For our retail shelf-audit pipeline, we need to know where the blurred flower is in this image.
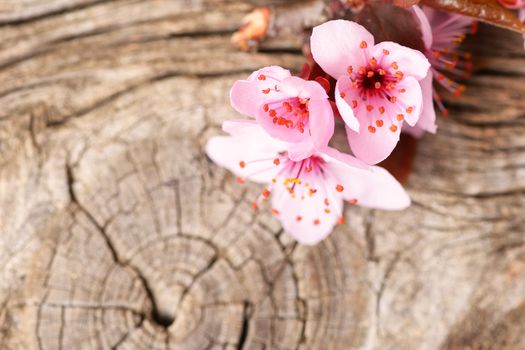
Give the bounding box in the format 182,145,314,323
230,66,334,161
310,20,430,164
206,120,410,245
231,7,271,51
408,6,476,137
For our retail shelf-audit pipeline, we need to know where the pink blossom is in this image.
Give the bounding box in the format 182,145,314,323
310,20,430,164
230,66,334,161
206,120,410,245
409,6,476,137
498,0,525,50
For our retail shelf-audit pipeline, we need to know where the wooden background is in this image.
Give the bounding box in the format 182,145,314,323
0,1,524,349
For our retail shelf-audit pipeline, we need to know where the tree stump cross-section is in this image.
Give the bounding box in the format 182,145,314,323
0,1,524,349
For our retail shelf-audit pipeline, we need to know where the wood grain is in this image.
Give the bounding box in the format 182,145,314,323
0,1,524,349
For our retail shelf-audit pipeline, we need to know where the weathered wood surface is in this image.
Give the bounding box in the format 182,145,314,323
0,1,524,349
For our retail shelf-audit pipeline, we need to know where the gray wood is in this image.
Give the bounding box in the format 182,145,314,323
0,1,524,349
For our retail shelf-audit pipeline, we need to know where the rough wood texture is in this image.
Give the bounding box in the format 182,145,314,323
0,1,524,349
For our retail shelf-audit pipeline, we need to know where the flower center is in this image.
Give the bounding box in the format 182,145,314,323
263,97,309,134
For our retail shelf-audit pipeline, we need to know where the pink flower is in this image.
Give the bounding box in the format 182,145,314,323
310,20,430,164
409,6,476,137
206,120,410,245
498,0,525,50
230,66,334,161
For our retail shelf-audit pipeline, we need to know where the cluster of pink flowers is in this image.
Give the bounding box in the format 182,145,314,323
206,6,476,245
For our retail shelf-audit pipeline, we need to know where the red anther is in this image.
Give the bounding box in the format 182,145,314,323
406,107,413,114
358,67,366,75
337,216,345,225
396,114,404,121
269,109,276,117
263,104,269,112
262,88,270,94
313,219,320,225
309,188,317,195
352,100,358,108
336,184,344,192
296,216,302,222
386,82,395,90
262,189,270,198
376,119,384,127
382,49,390,55
324,198,330,206
272,117,278,124
374,82,381,89
379,106,385,114
258,74,266,80
239,161,246,168
389,125,398,132
347,66,353,74
369,57,377,66
273,158,280,166
395,71,404,81
398,88,406,93
391,61,399,70
360,41,368,49
340,92,346,98
433,51,440,60
389,96,397,103
367,71,374,78
305,166,313,173
368,125,376,133
378,69,386,76
366,105,373,112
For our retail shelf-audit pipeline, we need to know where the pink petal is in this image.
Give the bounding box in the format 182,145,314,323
230,66,291,117
321,151,411,210
230,80,263,117
394,76,424,127
346,122,401,165
287,142,315,161
414,72,437,134
222,119,289,150
310,20,374,79
308,99,334,150
271,171,343,245
335,78,360,132
206,136,280,183
371,42,430,80
412,5,433,49
279,76,328,100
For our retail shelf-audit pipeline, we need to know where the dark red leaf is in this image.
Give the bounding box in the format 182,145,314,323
422,0,525,34
314,77,331,94
393,0,421,8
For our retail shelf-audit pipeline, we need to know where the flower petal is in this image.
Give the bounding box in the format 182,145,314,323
335,77,360,132
412,5,433,49
207,122,285,183
271,168,343,245
230,66,291,117
413,71,437,134
308,99,334,150
321,151,411,210
394,76,424,127
311,20,374,79
371,41,430,80
346,122,401,165
230,80,263,117
287,142,315,161
279,76,328,100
